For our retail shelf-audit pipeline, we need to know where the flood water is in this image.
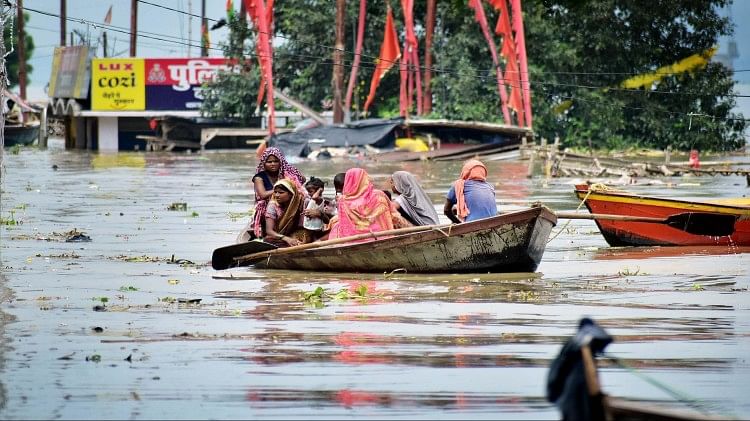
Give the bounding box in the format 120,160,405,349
1,140,749,420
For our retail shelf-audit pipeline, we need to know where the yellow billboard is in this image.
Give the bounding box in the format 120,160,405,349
91,58,145,110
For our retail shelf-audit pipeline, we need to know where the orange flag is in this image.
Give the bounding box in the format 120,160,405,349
364,7,401,112
103,5,112,24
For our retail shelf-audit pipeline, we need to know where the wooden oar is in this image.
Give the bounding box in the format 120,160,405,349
211,240,278,270
556,212,737,236
236,223,455,265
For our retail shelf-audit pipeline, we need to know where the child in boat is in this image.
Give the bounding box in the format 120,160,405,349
264,179,312,247
444,159,497,223
303,177,336,235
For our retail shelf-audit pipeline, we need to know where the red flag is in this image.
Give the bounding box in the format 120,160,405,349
103,5,112,24
468,0,511,124
226,0,235,20
244,0,277,133
491,0,524,125
364,7,401,112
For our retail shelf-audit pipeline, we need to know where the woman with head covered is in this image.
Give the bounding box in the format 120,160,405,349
389,171,440,226
328,168,395,242
444,159,497,224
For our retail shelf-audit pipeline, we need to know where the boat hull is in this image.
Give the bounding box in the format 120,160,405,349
251,207,557,273
3,124,40,147
575,184,750,246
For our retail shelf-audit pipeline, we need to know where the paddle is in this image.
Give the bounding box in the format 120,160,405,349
211,240,278,270
235,223,455,265
555,212,737,236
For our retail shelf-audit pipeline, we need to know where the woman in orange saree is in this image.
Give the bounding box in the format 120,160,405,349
328,168,395,241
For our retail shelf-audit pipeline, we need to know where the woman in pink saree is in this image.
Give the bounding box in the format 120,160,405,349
328,168,395,241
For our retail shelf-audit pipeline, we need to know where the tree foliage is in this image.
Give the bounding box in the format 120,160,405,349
201,0,745,151
3,12,35,89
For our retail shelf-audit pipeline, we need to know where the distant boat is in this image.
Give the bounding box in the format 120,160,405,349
3,122,40,147
574,184,750,246
3,89,41,148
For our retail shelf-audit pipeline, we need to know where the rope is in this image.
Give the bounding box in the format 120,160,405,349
546,185,596,243
602,353,734,418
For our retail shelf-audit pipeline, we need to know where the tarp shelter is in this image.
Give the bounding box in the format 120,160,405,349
269,118,404,157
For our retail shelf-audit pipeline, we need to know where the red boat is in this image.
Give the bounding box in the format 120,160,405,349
574,184,750,246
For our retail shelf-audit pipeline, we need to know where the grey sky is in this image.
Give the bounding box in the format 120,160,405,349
19,0,750,104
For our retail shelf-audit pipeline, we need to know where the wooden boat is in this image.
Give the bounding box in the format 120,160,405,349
224,206,557,273
3,122,40,147
548,318,726,421
3,89,41,147
574,184,750,246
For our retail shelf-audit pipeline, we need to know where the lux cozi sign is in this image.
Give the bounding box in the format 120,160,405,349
91,58,233,111
91,59,146,110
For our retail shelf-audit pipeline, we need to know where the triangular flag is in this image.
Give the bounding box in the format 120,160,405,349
103,5,112,24
364,7,401,112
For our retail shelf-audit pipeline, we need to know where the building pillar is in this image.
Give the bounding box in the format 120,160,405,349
97,116,119,151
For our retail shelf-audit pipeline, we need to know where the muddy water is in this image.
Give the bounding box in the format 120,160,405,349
1,141,749,419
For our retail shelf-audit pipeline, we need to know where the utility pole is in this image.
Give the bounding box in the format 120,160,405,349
130,0,138,56
103,31,108,57
17,0,26,99
60,0,66,46
332,0,345,124
200,0,207,56
187,0,192,57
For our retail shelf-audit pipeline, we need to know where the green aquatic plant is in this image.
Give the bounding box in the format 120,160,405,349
692,283,705,291
617,266,648,276
118,286,139,292
167,202,188,211
226,210,253,221
0,210,20,225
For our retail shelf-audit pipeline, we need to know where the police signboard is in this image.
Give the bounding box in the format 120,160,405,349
145,58,232,110
91,58,146,110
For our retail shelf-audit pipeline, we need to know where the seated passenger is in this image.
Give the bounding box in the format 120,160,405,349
303,176,336,238
389,171,440,226
328,168,395,241
238,147,306,243
444,159,497,223
264,179,312,247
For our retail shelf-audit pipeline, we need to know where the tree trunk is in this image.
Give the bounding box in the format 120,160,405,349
332,0,346,124
344,0,366,119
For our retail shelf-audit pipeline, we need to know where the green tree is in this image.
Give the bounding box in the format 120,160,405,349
203,0,745,151
525,0,745,151
200,12,261,125
3,11,34,89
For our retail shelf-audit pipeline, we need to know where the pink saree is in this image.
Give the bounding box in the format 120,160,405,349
328,168,395,241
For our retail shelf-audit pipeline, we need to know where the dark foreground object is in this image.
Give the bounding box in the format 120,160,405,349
547,318,727,421
226,206,557,273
